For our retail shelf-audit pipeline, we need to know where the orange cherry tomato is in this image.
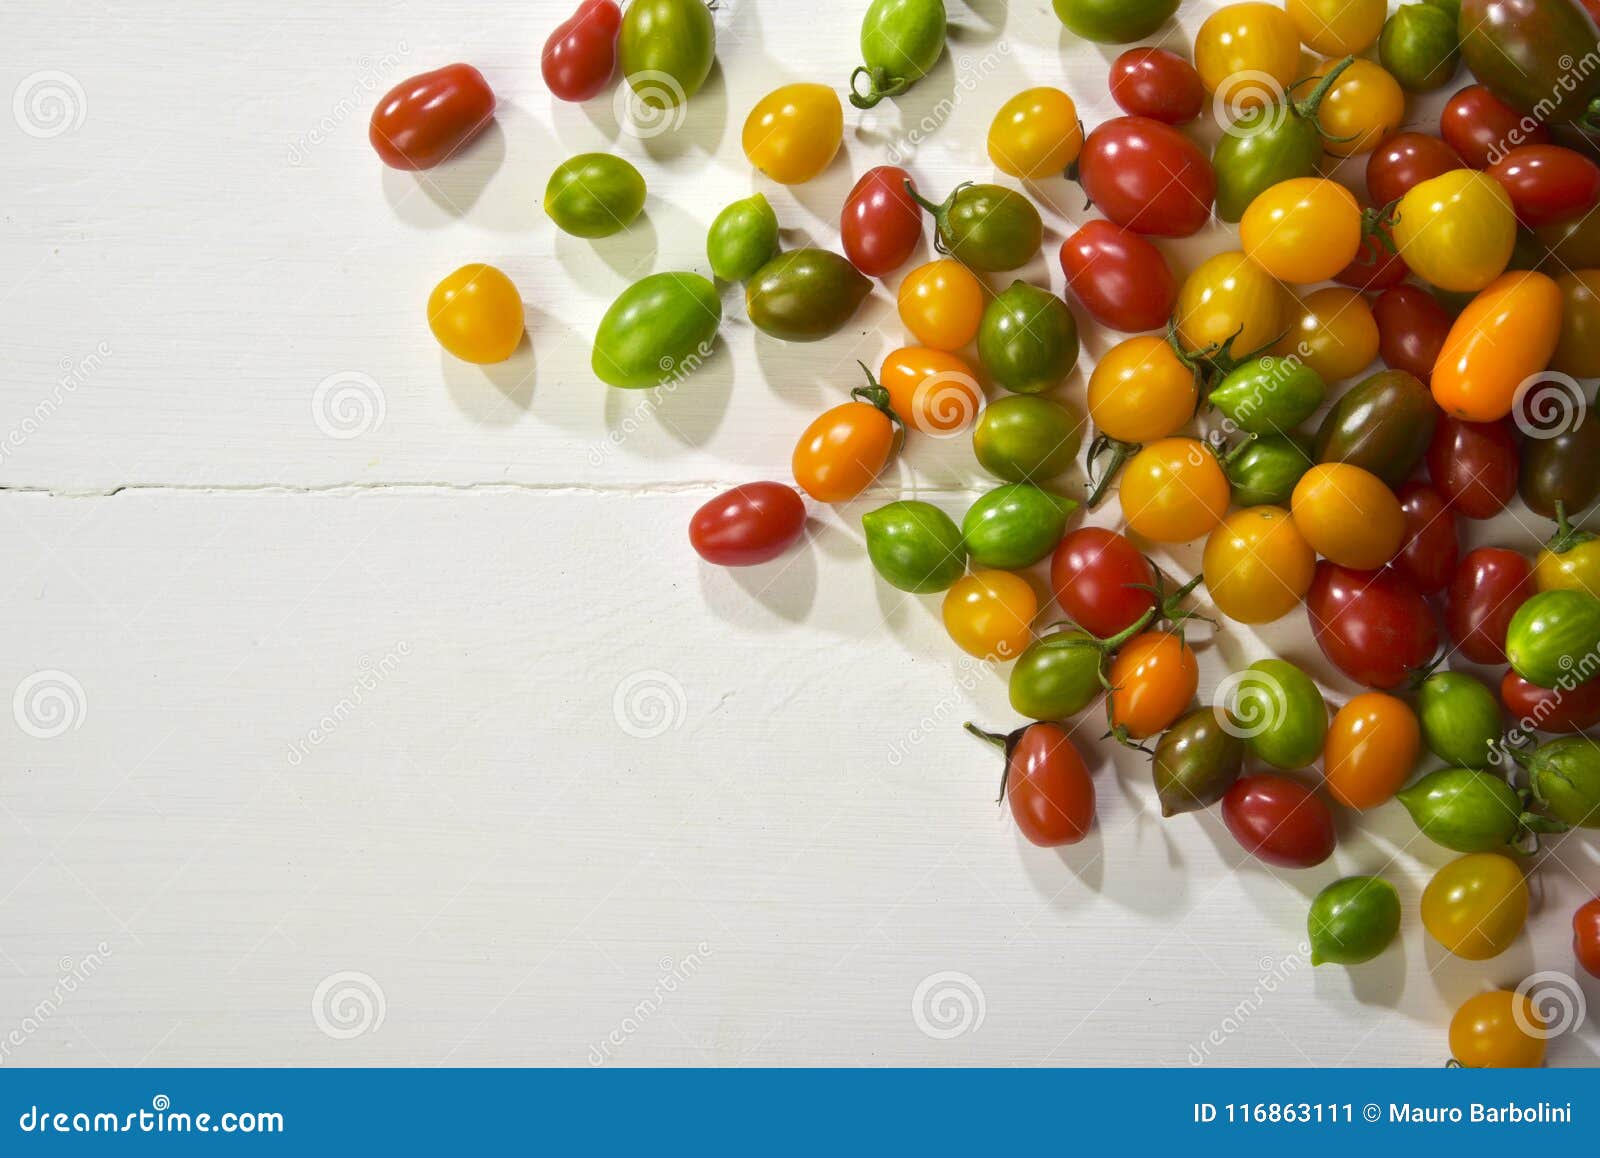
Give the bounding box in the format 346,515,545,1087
1108,631,1200,740
1290,462,1406,570
897,259,985,351
942,570,1038,660
1449,990,1546,1068
792,395,900,503
1431,271,1564,422
877,347,983,435
1322,692,1420,809
1086,336,1199,445
1121,438,1230,543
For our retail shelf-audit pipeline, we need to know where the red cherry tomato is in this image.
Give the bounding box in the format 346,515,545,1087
1501,669,1600,734
688,482,807,567
1445,547,1534,665
1367,132,1464,207
541,0,622,102
1335,222,1408,290
1395,482,1458,596
1222,774,1335,868
1306,563,1439,689
369,64,496,170
841,166,924,278
982,722,1095,847
1058,220,1178,333
1050,527,1156,638
1575,898,1600,979
1441,84,1550,169
1108,48,1204,125
1485,145,1600,228
1426,416,1519,519
1373,284,1452,384
1078,116,1216,238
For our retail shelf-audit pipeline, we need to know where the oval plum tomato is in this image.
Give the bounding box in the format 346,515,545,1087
1373,284,1452,383
689,482,806,566
1395,482,1458,595
1441,84,1551,169
1078,116,1216,238
1121,438,1230,543
1273,288,1379,384
1431,271,1563,421
1108,47,1203,124
1311,57,1404,156
968,722,1095,847
1306,562,1439,689
1335,222,1409,290
792,393,900,503
1367,132,1464,206
1290,464,1405,571
897,259,984,351
1050,527,1157,638
1323,692,1420,809
1107,631,1199,741
1175,251,1286,359
1554,269,1600,378
875,347,981,436
427,264,525,364
1501,669,1600,735
987,87,1083,179
370,64,496,170
1393,170,1517,294
1086,336,1197,444
1445,547,1534,665
1423,854,1529,961
742,83,843,185
1426,416,1518,519
1485,144,1600,228
542,0,622,102
1202,506,1315,625
1449,990,1546,1068
1222,773,1336,868
1576,898,1600,979
1242,178,1364,285
1059,221,1177,333
841,166,923,277
943,570,1038,660
1194,3,1301,104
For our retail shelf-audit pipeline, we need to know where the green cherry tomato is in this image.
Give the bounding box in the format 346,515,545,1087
1378,4,1460,93
909,182,1043,273
1518,736,1600,828
1313,369,1438,488
973,395,1084,483
1426,0,1461,21
861,500,967,594
1308,876,1401,966
1053,0,1178,42
1010,629,1108,720
1506,589,1600,688
1212,58,1353,224
746,249,872,342
1417,672,1502,769
850,0,947,109
545,153,646,239
977,281,1080,395
1397,767,1525,852
962,484,1078,569
706,193,779,282
1221,433,1314,507
1223,659,1327,771
1152,706,1244,817
1210,357,1326,436
591,271,721,389
618,0,716,110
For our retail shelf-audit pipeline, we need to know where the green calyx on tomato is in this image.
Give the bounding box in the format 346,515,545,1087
1152,706,1243,816
973,394,1083,483
862,499,965,594
1010,604,1161,721
962,483,1078,570
1379,4,1461,93
745,249,872,342
592,271,721,389
1052,0,1179,43
544,153,646,239
1209,356,1326,436
1225,659,1327,771
977,281,1080,395
1220,433,1314,507
618,0,716,110
707,193,779,282
906,181,1044,272
1396,767,1537,852
1510,736,1600,829
850,0,947,109
1417,672,1503,769
1313,369,1438,488
1308,876,1401,966
1506,588,1600,688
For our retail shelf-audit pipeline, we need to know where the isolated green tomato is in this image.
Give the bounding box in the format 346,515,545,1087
1053,0,1178,42
1152,707,1244,817
1523,736,1600,828
618,0,716,109
972,395,1083,483
544,154,646,239
1507,589,1600,689
591,271,721,389
962,484,1078,569
1417,672,1502,769
978,282,1080,395
1210,357,1326,436
1379,4,1460,92
862,500,967,594
746,249,872,342
1308,876,1401,965
1010,629,1105,720
1225,659,1326,771
1223,434,1314,507
1397,767,1524,852
706,193,779,282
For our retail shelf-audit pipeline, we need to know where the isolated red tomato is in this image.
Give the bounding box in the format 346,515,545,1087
841,166,923,277
1367,132,1464,206
542,0,622,102
1501,669,1600,734
1306,563,1439,689
688,482,806,566
1445,547,1534,665
1373,284,1452,383
1576,898,1600,979
1335,223,1408,290
1485,145,1600,228
1222,774,1335,868
1108,47,1204,124
1059,221,1177,333
1050,527,1155,638
1441,84,1550,168
1395,482,1458,595
370,64,496,170
993,722,1096,846
1425,416,1518,519
1078,116,1216,238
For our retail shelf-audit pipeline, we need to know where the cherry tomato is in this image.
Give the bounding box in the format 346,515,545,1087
1195,3,1301,104
1441,84,1551,169
1394,482,1458,595
1050,527,1157,638
1241,178,1363,286
1335,222,1410,290
841,166,923,278
1423,854,1528,961
1285,0,1385,55
689,482,806,566
1449,990,1545,1068
1087,336,1197,444
1366,132,1464,206
1290,463,1405,571
1078,116,1216,238
1175,251,1286,360
970,722,1095,847
1575,898,1600,979
1501,669,1600,735
1554,270,1600,378
987,87,1083,179
1311,57,1404,157
542,0,622,102
876,347,982,436
1202,506,1316,625
427,264,525,364
1393,170,1517,294
897,259,984,351
1372,284,1452,384
1432,271,1562,421
1222,773,1336,868
1059,221,1177,333
1445,547,1534,665
1425,415,1518,519
1121,438,1230,543
370,64,496,170
1273,287,1379,384
1306,562,1439,689
792,395,900,503
1485,144,1600,228
1108,47,1203,124
742,83,843,185
1323,692,1420,809
1107,631,1198,741
943,570,1038,661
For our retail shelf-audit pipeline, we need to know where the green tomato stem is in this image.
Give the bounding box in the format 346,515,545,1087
1085,434,1140,509
1291,55,1355,126
1545,500,1597,555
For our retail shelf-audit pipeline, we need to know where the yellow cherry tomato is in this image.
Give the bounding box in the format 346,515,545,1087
1195,3,1302,105
1273,287,1380,383
1395,170,1519,296
1449,990,1547,1068
942,570,1038,661
1422,854,1529,961
1284,0,1385,56
1534,534,1600,599
1121,438,1230,543
1241,178,1363,285
897,259,985,351
877,347,983,436
1202,506,1316,624
986,87,1082,179
1174,251,1287,360
741,83,843,185
427,263,525,364
1086,336,1199,445
1311,57,1404,157
1290,463,1405,570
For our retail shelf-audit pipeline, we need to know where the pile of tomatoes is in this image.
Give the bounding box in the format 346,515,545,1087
368,0,1600,1066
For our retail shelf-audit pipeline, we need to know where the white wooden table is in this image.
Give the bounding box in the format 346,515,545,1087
2,0,1596,1066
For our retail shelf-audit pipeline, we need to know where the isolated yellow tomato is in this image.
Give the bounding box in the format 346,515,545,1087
1086,336,1198,444
1284,0,1385,55
1311,57,1404,156
1422,854,1529,961
1290,463,1405,569
427,263,526,364
942,570,1038,660
1273,287,1380,383
1174,251,1286,360
1121,438,1230,543
1241,178,1363,285
987,87,1082,179
1394,171,1519,295
1195,3,1302,105
897,260,985,350
741,83,843,184
1202,506,1316,624
1449,990,1546,1068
